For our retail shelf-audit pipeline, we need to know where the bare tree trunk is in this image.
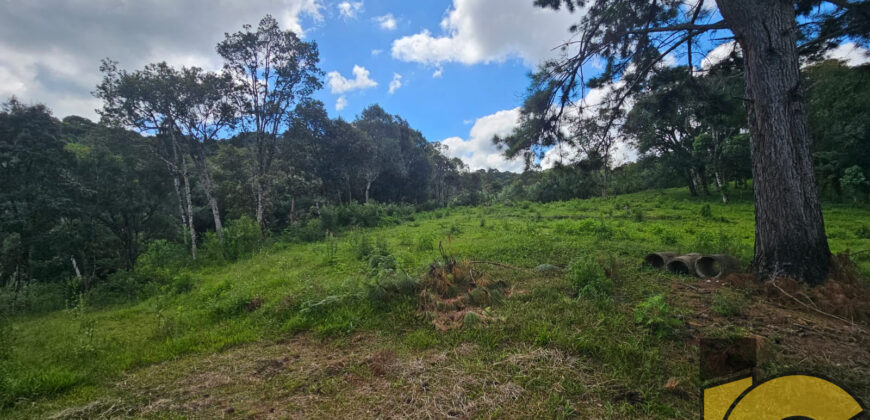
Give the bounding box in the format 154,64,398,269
255,177,266,228
365,180,372,204
290,197,296,226
171,172,189,246
718,0,830,285
192,148,223,239
180,156,197,260
714,169,729,204
71,256,82,280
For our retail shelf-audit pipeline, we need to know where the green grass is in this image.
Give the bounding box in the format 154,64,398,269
2,187,869,418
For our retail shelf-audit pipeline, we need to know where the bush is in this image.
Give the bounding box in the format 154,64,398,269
289,218,326,242
0,281,69,316
415,233,436,252
136,239,190,281
699,204,713,218
201,216,261,264
634,294,682,338
169,273,195,294
87,270,153,307
566,256,612,299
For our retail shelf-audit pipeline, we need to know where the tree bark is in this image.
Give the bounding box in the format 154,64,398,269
192,147,223,239
180,156,197,260
717,0,830,285
191,148,224,240
255,177,266,229
289,197,297,226
714,169,729,204
171,171,189,246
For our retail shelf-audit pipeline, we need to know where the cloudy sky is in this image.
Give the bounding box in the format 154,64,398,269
1,0,867,172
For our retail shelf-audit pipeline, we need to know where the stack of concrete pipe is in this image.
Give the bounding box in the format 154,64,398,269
643,252,741,278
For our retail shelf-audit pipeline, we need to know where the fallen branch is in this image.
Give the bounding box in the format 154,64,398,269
468,260,531,273
768,278,866,334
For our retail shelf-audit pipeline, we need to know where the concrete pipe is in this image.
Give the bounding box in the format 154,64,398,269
695,254,741,278
666,253,701,276
643,252,679,269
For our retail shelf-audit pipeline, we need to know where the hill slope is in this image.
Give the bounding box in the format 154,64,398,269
3,188,869,418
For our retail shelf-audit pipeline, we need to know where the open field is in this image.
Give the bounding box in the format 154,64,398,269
2,187,869,418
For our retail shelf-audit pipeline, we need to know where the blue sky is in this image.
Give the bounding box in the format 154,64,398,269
1,0,866,172
306,1,532,142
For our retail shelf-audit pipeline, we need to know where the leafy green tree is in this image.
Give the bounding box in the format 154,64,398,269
501,0,868,284
805,60,870,200
353,105,405,203
217,15,323,228
0,100,73,287
173,67,238,239
62,117,175,272
623,67,707,196
96,61,200,258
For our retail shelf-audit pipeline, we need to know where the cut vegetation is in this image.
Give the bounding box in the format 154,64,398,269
2,188,869,418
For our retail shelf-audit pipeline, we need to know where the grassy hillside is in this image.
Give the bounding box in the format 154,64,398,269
2,188,869,418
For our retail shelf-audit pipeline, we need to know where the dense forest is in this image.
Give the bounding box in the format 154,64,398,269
1,12,868,312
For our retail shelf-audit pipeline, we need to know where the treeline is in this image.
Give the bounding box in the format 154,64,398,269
0,14,867,309
0,98,478,296
494,58,869,205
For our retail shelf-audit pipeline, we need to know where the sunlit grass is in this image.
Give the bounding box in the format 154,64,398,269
2,187,869,417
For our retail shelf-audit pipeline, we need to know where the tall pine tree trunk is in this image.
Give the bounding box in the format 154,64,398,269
717,0,830,285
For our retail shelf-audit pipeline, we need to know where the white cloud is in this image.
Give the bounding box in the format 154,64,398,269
0,0,323,120
337,1,363,19
388,73,402,94
825,42,870,66
371,49,383,56
375,13,397,30
701,41,739,70
432,67,444,78
326,65,378,94
439,108,525,173
539,142,581,170
335,95,348,110
391,0,580,67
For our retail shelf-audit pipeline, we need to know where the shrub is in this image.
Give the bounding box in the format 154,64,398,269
201,216,261,264
291,218,326,242
87,270,153,307
136,239,190,281
699,204,713,218
353,233,374,260
0,281,69,316
566,256,612,299
169,273,195,294
415,233,436,252
635,294,682,338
